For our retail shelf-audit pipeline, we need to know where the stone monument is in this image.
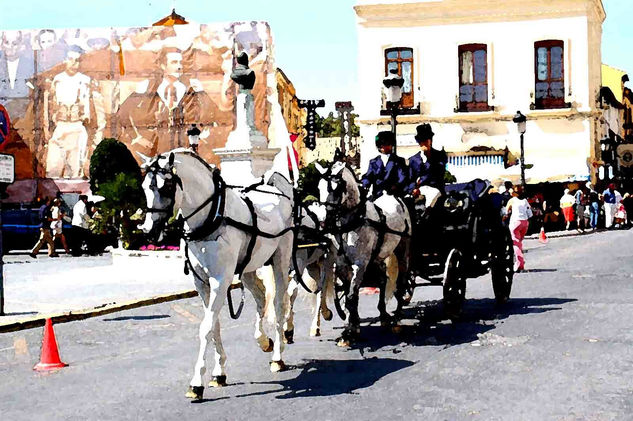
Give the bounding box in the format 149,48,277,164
213,52,278,186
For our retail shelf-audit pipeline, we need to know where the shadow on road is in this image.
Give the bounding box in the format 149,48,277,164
102,314,171,321
350,297,577,353
235,357,414,399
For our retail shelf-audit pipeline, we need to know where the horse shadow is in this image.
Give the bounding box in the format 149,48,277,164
348,296,577,353
235,357,414,400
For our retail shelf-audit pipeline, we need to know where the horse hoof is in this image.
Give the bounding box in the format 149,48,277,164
283,329,294,344
322,308,333,321
185,385,204,400
310,327,321,337
209,375,227,388
270,360,286,372
259,338,274,353
336,337,351,348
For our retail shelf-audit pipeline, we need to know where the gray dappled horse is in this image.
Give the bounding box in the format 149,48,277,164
139,149,294,400
316,161,412,346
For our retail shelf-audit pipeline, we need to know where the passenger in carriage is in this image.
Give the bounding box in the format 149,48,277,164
407,123,447,209
361,131,409,199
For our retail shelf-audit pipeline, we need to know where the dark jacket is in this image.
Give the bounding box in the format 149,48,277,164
407,149,447,193
361,154,409,198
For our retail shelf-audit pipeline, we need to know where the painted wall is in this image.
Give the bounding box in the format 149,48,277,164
355,0,604,185
0,22,275,183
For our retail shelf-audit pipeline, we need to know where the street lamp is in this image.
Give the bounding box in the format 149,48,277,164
383,68,404,152
512,111,527,186
187,124,201,153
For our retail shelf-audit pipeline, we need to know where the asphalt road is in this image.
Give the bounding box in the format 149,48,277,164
1,229,632,420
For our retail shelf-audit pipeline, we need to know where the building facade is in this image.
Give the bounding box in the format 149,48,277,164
355,0,606,185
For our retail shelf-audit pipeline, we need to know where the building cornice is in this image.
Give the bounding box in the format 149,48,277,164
355,0,605,28
359,109,602,126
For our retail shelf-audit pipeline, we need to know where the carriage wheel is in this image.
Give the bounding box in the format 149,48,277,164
334,278,349,321
442,248,466,319
491,231,514,304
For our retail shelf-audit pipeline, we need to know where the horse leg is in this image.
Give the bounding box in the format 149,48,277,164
306,265,323,337
284,278,298,344
242,272,273,353
186,274,230,399
319,253,335,322
270,241,292,372
393,238,411,318
338,263,365,347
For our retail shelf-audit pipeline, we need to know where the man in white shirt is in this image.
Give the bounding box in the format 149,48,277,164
71,194,91,256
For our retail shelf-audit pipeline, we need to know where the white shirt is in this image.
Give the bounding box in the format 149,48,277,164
72,200,90,228
157,79,186,110
52,72,91,106
379,153,389,166
7,58,19,89
507,197,532,223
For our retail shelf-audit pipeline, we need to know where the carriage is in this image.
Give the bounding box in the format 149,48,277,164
405,178,514,317
329,178,515,320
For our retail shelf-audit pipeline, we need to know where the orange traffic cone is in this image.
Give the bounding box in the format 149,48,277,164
34,319,68,371
539,227,548,244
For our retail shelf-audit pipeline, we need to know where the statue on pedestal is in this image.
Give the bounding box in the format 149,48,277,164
230,52,255,91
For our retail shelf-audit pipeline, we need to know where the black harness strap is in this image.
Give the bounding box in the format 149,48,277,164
234,196,258,278
368,206,387,266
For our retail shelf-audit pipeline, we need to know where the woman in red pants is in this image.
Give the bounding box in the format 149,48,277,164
505,186,533,272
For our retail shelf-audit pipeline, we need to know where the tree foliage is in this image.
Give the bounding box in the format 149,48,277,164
88,138,144,249
315,112,361,138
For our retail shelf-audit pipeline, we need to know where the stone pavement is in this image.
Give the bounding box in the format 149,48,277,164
0,250,195,332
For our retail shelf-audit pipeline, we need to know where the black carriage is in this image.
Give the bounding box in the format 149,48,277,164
407,178,514,317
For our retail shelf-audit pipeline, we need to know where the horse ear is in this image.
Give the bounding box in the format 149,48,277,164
136,152,152,169
168,152,175,166
314,162,326,175
332,162,345,176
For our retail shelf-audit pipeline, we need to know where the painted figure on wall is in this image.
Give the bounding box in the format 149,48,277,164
44,45,100,178
0,31,35,117
117,47,226,160
35,29,68,72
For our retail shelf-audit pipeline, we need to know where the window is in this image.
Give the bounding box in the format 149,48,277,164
534,40,566,109
385,47,414,108
458,44,489,112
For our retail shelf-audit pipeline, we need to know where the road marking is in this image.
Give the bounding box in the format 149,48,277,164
171,304,201,323
13,337,29,356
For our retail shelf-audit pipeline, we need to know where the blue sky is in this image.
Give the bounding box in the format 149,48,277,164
0,0,630,114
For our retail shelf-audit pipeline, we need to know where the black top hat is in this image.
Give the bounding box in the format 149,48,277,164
375,131,396,147
414,123,434,143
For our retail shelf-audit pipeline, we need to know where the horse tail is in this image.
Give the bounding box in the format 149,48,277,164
384,253,399,302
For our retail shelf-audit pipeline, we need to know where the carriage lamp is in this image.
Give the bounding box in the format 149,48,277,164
512,111,527,186
383,68,405,151
187,124,201,153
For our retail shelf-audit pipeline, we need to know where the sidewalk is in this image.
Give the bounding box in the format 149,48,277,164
525,226,630,240
0,250,196,333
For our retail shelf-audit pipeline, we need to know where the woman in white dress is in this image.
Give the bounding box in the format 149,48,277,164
50,198,70,254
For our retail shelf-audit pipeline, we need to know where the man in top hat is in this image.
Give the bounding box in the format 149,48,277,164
407,123,447,199
361,131,409,199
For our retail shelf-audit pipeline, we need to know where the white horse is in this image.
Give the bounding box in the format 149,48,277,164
284,202,336,340
316,161,412,346
138,149,294,401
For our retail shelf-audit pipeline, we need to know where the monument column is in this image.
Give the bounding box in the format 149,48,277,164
213,52,278,187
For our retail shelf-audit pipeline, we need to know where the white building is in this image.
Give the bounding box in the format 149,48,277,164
355,0,605,185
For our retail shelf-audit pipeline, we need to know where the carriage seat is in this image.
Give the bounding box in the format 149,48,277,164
444,178,491,205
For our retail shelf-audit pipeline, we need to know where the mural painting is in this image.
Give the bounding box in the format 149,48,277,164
0,22,274,185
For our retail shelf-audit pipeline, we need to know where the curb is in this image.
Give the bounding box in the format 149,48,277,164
0,289,197,334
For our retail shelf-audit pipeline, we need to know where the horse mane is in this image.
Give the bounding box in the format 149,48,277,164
340,164,361,208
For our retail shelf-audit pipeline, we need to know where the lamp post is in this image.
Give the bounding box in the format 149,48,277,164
186,124,201,154
383,68,404,152
512,111,527,186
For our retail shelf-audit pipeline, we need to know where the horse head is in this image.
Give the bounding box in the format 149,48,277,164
139,151,183,242
316,161,361,214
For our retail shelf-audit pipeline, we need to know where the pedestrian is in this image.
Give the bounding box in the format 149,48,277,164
574,187,586,232
29,197,58,258
71,194,91,256
614,198,628,229
622,192,633,226
560,188,575,230
587,182,600,230
602,183,620,229
505,185,532,272
50,197,70,254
